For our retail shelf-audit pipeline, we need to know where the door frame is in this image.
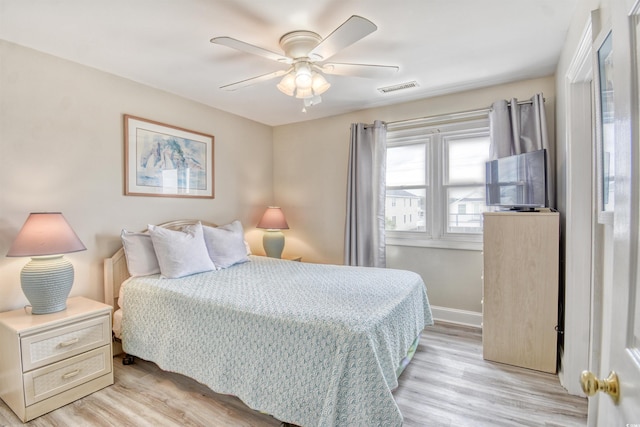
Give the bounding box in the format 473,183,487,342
560,17,596,397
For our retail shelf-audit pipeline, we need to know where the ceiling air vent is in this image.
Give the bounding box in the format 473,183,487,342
377,81,419,94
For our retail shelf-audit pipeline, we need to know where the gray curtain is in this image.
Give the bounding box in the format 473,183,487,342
344,120,387,267
489,93,554,206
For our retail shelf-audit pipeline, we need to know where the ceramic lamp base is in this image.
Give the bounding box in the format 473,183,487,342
21,255,74,315
263,230,285,258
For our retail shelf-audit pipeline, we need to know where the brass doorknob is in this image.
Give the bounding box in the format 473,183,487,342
580,370,619,403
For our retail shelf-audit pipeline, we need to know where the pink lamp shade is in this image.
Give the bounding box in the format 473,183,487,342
257,207,289,230
6,213,86,315
7,212,86,257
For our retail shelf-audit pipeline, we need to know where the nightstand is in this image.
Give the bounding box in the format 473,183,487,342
0,296,114,422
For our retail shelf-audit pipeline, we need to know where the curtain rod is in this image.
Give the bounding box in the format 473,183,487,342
385,98,544,126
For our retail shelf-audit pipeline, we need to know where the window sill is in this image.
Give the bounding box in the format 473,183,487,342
386,236,483,251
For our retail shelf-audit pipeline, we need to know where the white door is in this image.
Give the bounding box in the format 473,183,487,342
587,1,640,423
594,172,640,420
601,241,640,419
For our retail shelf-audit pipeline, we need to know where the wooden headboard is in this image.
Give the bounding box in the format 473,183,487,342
103,219,217,310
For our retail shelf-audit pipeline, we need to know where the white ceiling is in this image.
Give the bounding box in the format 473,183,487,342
0,0,578,126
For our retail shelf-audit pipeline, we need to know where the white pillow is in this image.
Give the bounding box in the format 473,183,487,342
148,222,215,278
120,230,160,277
202,221,250,269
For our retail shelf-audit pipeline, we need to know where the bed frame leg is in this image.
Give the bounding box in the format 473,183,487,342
122,354,135,365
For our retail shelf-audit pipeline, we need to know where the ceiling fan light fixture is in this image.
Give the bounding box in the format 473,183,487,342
277,72,296,96
213,15,398,111
311,72,331,95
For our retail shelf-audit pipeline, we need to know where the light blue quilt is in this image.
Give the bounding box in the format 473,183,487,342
121,256,432,426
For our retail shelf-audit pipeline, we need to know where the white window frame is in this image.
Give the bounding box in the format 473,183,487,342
385,111,490,251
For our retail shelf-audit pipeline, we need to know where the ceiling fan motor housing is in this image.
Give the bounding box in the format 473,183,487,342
279,31,323,60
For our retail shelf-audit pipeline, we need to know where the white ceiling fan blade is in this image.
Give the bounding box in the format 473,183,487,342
220,69,290,91
211,36,291,63
308,15,377,61
320,63,399,78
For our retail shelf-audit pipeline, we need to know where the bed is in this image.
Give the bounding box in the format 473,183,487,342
104,220,433,427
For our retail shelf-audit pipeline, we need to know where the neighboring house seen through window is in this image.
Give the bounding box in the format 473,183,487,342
385,112,490,250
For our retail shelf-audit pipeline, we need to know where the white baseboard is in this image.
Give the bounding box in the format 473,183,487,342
430,305,483,328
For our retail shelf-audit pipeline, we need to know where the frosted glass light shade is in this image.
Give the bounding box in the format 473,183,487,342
277,72,296,96
7,212,86,315
311,73,331,95
295,87,313,99
294,63,312,89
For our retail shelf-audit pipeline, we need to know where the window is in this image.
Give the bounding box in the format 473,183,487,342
385,112,491,250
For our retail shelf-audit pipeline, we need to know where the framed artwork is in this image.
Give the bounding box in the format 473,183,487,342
593,29,614,223
124,115,214,198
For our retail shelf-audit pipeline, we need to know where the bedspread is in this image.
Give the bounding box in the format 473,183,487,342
121,256,432,426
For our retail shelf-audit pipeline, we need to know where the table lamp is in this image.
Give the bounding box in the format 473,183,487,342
6,212,86,314
257,207,289,258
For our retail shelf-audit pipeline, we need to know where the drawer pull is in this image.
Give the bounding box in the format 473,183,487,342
58,337,79,348
62,369,81,379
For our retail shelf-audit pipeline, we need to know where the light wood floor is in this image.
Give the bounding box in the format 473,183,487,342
0,323,587,426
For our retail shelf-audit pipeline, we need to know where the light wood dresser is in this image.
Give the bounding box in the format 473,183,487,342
0,296,113,422
482,211,559,373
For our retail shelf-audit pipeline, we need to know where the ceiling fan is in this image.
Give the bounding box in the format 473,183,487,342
210,15,399,108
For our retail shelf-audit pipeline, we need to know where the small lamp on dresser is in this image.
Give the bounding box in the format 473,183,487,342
6,212,86,314
257,206,289,258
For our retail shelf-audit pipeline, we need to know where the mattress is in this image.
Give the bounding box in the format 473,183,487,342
112,275,131,339
120,255,432,426
112,309,123,339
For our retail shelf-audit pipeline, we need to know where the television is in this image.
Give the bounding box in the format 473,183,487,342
485,148,548,210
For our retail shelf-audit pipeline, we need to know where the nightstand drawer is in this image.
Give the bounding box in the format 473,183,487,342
23,345,111,406
21,315,111,371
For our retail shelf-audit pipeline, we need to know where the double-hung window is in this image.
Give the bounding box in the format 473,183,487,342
385,111,491,250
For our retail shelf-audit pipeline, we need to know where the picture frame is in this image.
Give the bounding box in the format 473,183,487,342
124,115,214,198
593,29,614,224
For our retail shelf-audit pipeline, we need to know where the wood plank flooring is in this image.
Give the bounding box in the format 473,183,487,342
0,322,587,426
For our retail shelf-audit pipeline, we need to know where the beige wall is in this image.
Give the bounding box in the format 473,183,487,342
274,76,556,314
0,41,274,312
